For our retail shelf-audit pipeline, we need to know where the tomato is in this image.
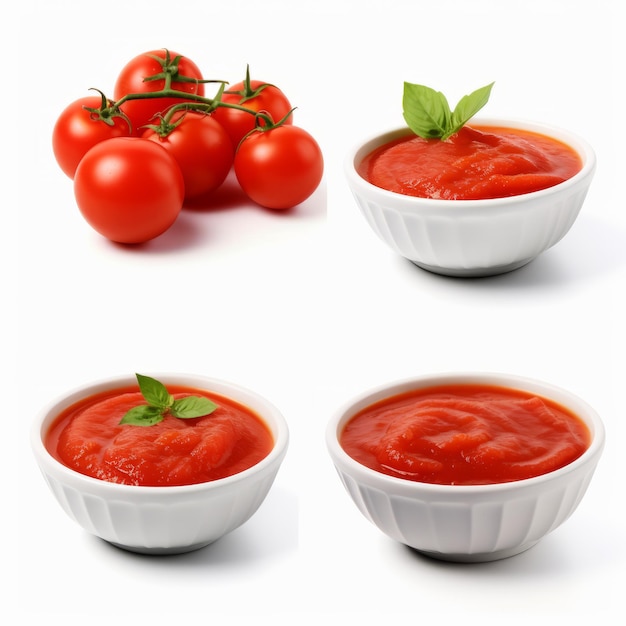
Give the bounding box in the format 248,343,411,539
143,112,233,200
73,138,185,244
52,96,131,179
212,78,293,148
234,125,324,210
113,49,205,135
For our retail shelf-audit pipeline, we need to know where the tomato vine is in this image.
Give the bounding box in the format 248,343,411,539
92,53,287,136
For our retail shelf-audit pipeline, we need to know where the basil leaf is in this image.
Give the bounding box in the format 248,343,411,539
119,404,165,426
447,82,495,140
170,396,218,419
403,82,452,139
402,81,494,140
120,374,221,426
136,373,173,410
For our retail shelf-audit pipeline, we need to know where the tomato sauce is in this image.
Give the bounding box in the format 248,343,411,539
46,385,274,487
358,126,582,200
340,384,590,485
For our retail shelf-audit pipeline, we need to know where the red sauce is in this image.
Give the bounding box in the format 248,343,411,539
340,384,590,485
46,385,274,487
358,126,582,200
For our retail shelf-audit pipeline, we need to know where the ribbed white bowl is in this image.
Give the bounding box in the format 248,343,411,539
326,373,604,562
345,120,596,276
31,374,289,554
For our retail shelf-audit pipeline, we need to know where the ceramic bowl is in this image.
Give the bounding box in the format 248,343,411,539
345,119,596,276
326,372,604,562
31,373,289,555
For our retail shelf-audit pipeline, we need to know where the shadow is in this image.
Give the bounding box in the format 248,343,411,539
186,172,327,220
96,173,326,254
103,210,211,255
183,170,249,213
396,213,626,294
391,523,614,582
89,485,298,570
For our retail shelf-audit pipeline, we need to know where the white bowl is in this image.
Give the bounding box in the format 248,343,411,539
31,373,289,555
345,119,596,277
326,372,604,562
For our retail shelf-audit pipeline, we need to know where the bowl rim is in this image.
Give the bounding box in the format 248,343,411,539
31,372,290,494
344,117,597,209
326,371,605,494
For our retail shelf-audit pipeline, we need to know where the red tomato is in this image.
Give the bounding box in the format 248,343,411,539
212,79,293,148
52,96,131,178
143,112,233,200
234,125,324,210
73,138,185,244
113,49,205,135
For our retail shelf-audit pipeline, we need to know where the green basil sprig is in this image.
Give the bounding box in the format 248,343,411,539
119,373,218,426
402,81,494,141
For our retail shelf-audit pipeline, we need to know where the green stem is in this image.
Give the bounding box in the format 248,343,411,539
100,55,284,135
115,85,276,133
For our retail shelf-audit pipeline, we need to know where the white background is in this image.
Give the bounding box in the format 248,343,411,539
13,0,624,623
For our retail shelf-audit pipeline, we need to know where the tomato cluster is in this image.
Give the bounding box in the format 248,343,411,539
52,49,324,244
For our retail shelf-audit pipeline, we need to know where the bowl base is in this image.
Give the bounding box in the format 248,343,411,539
411,257,534,277
412,540,540,563
108,539,216,555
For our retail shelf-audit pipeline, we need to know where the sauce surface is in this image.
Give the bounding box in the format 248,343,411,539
46,385,274,486
340,384,590,485
358,126,582,200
